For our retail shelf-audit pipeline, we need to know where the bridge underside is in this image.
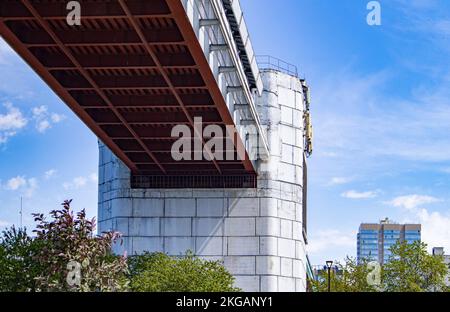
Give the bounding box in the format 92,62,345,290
0,0,256,188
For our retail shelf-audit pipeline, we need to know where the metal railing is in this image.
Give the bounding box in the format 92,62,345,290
256,55,298,77
131,174,257,189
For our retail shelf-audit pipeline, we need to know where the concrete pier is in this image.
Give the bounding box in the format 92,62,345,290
98,69,309,292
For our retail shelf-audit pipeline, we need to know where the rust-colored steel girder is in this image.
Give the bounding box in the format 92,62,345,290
117,0,222,174
0,0,256,180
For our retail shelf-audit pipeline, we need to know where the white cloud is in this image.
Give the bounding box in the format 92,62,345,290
304,3,450,262
51,113,65,123
0,103,27,130
0,102,27,144
36,120,50,133
32,105,47,117
62,173,99,191
434,20,450,37
341,190,379,199
25,178,38,197
417,208,450,253
63,176,90,190
44,169,57,180
313,67,450,171
328,177,353,186
4,175,38,198
389,194,450,252
308,229,356,254
5,176,26,190
73,177,87,188
31,105,65,133
390,0,450,54
387,194,440,210
393,0,440,10
89,173,98,183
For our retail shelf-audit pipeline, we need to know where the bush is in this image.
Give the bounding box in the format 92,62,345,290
0,200,128,292
0,200,239,292
31,200,129,291
128,252,240,292
0,227,44,291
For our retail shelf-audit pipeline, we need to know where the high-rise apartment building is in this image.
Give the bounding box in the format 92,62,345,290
357,218,421,264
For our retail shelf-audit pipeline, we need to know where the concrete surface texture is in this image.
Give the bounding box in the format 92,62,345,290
98,70,308,292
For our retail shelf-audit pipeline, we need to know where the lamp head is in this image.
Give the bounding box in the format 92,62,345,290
326,260,333,269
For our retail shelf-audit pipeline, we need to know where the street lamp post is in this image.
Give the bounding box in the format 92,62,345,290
326,260,333,292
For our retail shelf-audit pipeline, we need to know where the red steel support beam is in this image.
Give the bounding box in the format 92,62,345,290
64,86,209,91
47,65,197,71
1,0,256,178
7,26,183,45
0,1,171,18
166,0,255,173
0,17,138,173
118,0,222,174
71,93,214,107
20,0,166,174
31,51,195,68
25,42,185,48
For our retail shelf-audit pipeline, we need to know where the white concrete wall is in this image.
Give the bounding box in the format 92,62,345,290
98,70,308,292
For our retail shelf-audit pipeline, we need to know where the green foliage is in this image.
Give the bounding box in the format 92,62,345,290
311,241,449,292
32,200,129,292
0,200,128,292
310,257,380,292
0,200,239,292
0,227,44,291
128,252,241,292
383,241,448,292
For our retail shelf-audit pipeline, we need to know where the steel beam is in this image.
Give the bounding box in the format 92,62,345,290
118,0,223,174
0,18,138,173
166,0,255,173
0,0,171,18
6,25,183,45
20,0,167,174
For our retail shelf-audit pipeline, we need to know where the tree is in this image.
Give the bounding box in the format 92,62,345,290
128,252,241,292
1,200,242,292
310,257,380,292
383,241,448,292
0,227,44,291
311,241,449,292
32,200,129,292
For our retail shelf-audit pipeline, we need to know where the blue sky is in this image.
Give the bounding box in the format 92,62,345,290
1,0,450,265
241,0,450,264
0,37,99,229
